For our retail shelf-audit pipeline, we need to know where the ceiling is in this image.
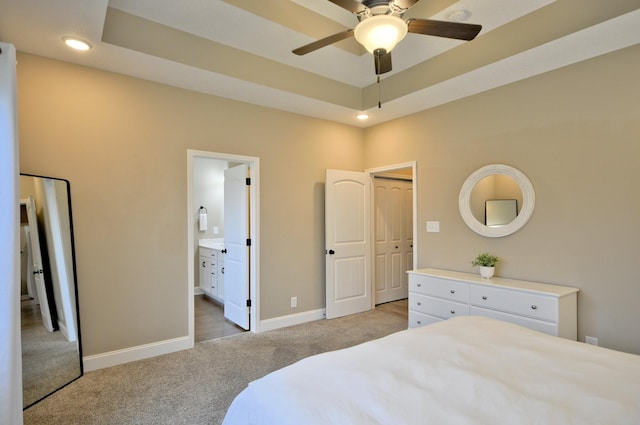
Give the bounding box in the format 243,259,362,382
1,0,638,127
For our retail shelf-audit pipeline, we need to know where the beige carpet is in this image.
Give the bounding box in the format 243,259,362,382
24,304,407,425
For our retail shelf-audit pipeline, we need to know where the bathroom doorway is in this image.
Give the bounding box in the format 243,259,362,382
187,150,260,346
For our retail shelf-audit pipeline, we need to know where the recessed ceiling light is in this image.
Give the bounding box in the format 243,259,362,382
62,36,92,51
356,113,369,121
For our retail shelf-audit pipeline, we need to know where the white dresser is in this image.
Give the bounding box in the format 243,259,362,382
199,239,225,302
407,268,579,340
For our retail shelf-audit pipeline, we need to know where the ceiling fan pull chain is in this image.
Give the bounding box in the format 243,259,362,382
377,76,381,107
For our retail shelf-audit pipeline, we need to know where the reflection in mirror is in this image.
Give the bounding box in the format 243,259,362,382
459,164,535,238
19,174,82,409
469,173,522,226
485,199,518,227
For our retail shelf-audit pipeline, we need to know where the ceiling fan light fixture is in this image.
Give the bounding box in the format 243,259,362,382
354,15,408,54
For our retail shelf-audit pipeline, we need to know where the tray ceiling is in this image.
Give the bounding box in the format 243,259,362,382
0,0,638,127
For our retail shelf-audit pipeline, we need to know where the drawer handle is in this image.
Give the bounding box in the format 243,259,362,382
450,310,456,315
482,296,487,300
531,305,537,310
417,283,422,287
417,302,422,306
417,320,422,325
450,289,455,294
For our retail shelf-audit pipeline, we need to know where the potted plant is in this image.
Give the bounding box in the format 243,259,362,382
471,253,499,279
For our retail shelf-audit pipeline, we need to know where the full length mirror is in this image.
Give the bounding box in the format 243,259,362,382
19,174,82,409
459,164,535,237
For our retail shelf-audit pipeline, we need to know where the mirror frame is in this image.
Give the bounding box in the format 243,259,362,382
458,164,535,237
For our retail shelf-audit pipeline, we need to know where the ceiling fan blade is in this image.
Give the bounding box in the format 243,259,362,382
327,0,367,14
292,29,355,55
407,19,482,41
374,51,392,75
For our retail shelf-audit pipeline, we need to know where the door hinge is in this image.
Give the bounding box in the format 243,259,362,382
246,238,251,246
246,299,252,307
246,177,251,186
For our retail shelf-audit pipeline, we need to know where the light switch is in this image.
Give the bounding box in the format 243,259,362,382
426,221,440,233
213,226,219,234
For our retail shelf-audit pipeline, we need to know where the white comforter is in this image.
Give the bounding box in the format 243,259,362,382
223,316,640,425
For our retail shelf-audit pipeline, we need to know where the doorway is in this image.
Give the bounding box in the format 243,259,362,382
187,150,260,347
324,162,416,320
369,165,414,307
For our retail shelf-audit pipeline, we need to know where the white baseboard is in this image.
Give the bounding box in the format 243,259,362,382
194,287,204,296
83,309,325,371
83,336,192,372
258,308,325,333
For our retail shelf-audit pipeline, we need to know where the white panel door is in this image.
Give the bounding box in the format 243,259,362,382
374,179,412,304
24,196,54,332
223,164,250,330
325,169,371,319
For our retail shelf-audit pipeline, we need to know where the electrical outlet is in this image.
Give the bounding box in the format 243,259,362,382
291,296,297,308
585,336,598,346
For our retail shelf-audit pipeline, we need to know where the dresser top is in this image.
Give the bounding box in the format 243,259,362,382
408,268,579,297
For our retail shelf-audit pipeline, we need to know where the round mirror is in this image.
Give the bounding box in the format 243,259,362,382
459,164,535,237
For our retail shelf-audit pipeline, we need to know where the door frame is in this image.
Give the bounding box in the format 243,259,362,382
365,161,417,309
186,149,260,348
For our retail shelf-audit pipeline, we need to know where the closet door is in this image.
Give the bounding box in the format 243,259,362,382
374,178,412,305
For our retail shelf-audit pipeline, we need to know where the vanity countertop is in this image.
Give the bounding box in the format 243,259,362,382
199,238,224,250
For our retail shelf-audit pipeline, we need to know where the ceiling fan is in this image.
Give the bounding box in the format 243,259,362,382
292,0,482,76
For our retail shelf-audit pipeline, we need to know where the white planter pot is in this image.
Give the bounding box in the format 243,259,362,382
479,266,495,279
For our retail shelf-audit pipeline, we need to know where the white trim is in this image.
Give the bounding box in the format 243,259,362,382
187,150,261,344
83,336,191,372
259,309,326,333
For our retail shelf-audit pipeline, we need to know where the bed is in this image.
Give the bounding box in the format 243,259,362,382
222,316,640,425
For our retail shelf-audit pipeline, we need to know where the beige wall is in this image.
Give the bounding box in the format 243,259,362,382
364,44,640,354
16,53,364,356
16,42,640,358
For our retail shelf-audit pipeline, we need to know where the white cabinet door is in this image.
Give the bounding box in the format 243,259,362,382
199,255,210,295
223,164,250,330
325,169,371,319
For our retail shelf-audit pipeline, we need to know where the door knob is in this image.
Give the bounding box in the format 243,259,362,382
327,249,335,255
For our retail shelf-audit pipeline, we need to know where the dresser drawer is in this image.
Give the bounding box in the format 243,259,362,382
409,275,469,303
470,307,558,336
470,285,557,322
408,311,441,328
410,293,468,320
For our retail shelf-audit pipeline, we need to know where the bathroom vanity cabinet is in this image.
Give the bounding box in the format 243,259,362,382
199,240,225,302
